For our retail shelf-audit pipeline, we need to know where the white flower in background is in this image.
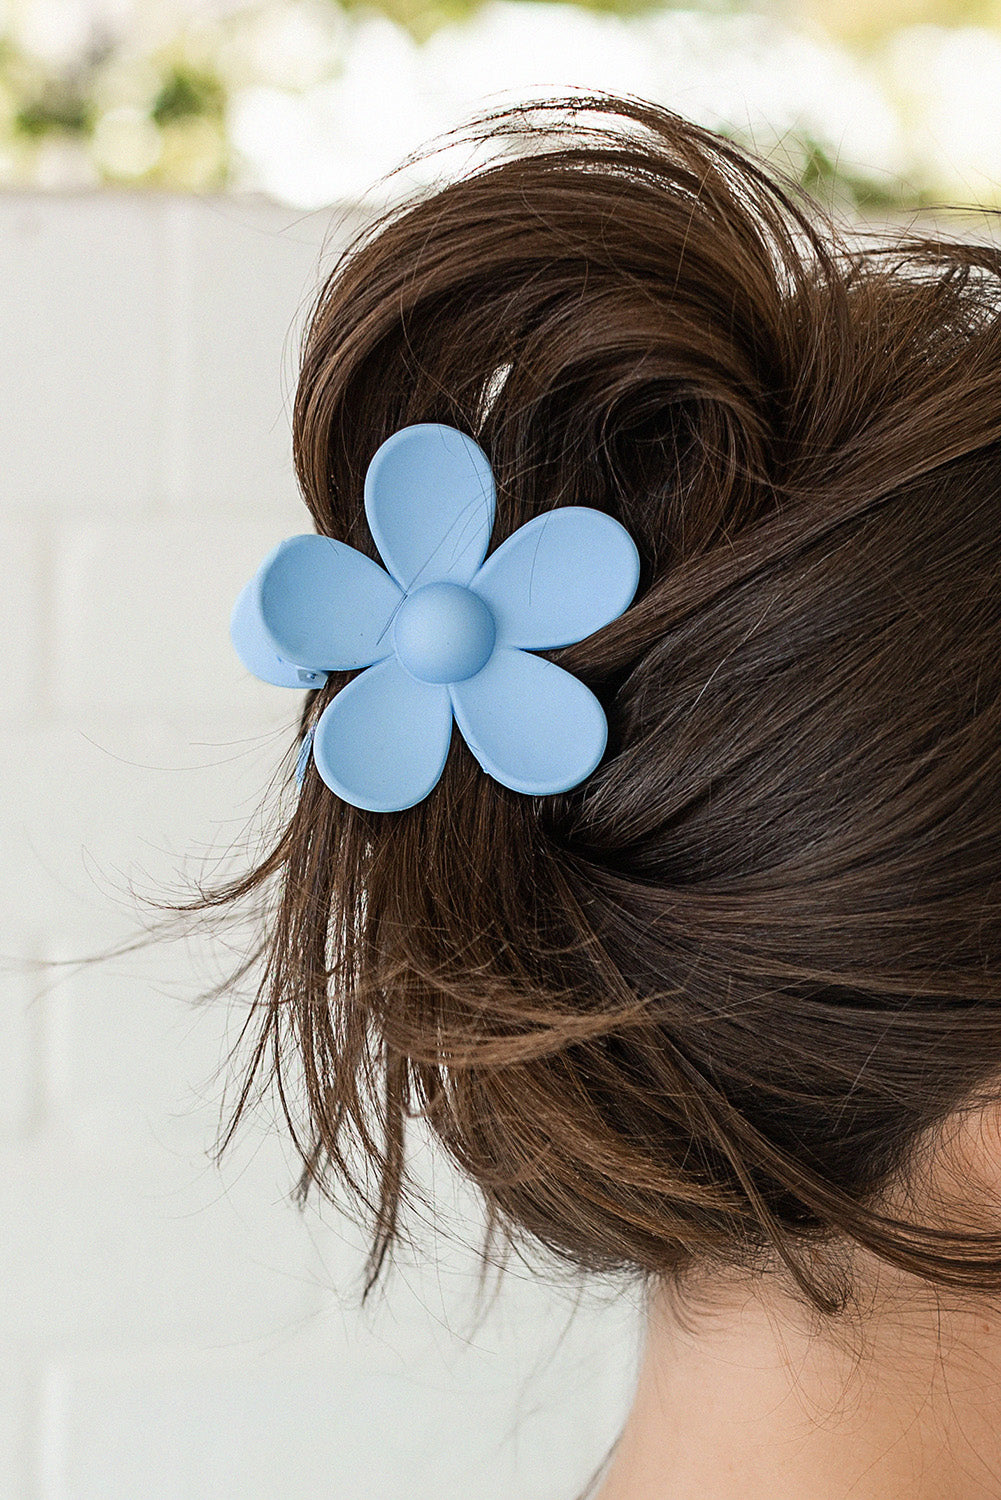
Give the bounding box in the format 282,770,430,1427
213,0,347,93
639,9,908,187
879,25,1001,207
90,100,162,174
156,110,226,185
89,44,165,115
3,0,126,69
86,3,237,185
397,0,673,196
227,13,430,205
420,0,662,116
226,1,908,210
1,0,204,68
88,0,346,120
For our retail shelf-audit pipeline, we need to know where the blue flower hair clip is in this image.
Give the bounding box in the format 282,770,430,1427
230,423,641,812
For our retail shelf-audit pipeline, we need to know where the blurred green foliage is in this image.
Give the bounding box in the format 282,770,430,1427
151,67,227,127
0,0,970,210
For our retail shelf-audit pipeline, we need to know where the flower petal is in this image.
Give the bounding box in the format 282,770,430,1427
470,507,640,649
312,656,453,811
257,534,403,672
449,646,607,796
364,423,496,591
230,576,327,689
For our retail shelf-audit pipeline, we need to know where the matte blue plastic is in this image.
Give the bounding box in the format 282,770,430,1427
393,581,496,684
364,423,495,592
230,576,329,689
230,422,643,810
257,534,402,672
449,646,608,795
470,506,641,649
312,656,453,812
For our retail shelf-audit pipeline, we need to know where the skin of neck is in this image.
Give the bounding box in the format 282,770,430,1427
592,1114,1001,1500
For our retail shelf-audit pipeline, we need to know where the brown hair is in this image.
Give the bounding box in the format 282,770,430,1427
171,93,1001,1347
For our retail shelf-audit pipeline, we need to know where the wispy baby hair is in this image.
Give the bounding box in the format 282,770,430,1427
192,91,1001,1329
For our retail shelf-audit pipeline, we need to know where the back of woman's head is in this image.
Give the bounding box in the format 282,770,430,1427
199,92,1001,1335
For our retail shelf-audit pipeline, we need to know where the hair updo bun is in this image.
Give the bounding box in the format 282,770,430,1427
190,92,1001,1327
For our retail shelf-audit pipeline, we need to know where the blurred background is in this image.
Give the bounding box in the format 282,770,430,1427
9,0,1001,207
2,2,1000,1498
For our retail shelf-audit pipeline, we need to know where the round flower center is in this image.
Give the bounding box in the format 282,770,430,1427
393,581,496,685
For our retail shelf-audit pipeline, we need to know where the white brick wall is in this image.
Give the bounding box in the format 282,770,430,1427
0,189,640,1500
